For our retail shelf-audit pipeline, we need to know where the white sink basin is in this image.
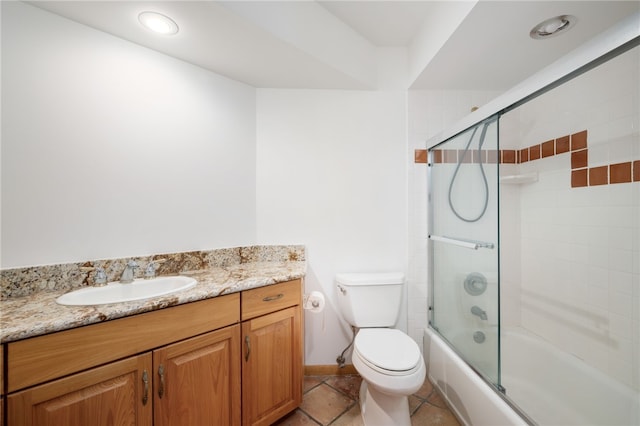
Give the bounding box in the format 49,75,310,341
56,276,197,306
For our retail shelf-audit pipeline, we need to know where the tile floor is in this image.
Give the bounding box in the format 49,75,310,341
273,375,461,426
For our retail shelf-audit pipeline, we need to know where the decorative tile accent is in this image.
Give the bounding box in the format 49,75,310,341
472,149,486,164
415,149,428,163
426,128,639,191
487,150,500,164
460,150,472,164
542,140,555,158
572,169,588,188
572,149,588,169
589,166,609,186
571,130,588,150
530,144,541,161
502,150,516,164
425,129,638,190
556,135,570,154
444,149,457,163
610,162,632,184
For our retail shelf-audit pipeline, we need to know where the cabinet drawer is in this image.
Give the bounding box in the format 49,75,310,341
241,280,301,321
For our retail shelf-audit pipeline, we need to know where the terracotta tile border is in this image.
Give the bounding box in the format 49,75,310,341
610,162,632,184
571,169,588,188
571,149,588,169
423,128,639,189
589,166,608,186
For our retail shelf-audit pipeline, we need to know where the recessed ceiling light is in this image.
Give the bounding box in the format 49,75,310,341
530,15,576,40
138,11,179,35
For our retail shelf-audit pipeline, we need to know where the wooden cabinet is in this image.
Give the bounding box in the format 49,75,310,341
8,326,241,426
5,280,303,426
1,344,4,426
8,354,153,426
7,295,240,426
241,280,303,426
7,295,239,393
154,325,241,426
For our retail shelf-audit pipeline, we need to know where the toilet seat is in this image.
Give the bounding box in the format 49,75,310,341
354,329,421,376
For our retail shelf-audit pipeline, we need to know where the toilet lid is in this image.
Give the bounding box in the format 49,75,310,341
355,329,421,373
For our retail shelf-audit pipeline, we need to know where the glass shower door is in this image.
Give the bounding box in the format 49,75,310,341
428,116,501,385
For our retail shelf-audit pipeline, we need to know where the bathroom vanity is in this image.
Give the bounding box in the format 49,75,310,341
1,251,305,426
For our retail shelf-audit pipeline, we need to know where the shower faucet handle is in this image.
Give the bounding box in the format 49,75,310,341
471,305,488,320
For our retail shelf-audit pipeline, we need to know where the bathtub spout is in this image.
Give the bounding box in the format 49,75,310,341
471,305,488,320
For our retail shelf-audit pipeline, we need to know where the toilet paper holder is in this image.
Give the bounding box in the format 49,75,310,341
303,291,325,313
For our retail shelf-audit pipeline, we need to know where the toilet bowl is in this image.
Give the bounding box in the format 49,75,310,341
353,328,426,426
335,273,426,426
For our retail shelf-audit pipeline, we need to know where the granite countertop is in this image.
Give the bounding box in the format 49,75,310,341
0,261,306,344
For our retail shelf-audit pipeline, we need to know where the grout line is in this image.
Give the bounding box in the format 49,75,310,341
297,408,324,426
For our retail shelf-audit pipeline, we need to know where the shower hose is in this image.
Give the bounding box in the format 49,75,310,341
448,121,492,223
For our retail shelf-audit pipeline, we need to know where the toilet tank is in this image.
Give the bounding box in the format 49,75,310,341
335,272,404,327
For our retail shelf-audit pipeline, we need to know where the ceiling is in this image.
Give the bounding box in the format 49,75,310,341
28,1,640,91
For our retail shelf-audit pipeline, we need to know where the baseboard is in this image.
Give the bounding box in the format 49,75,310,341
304,364,358,376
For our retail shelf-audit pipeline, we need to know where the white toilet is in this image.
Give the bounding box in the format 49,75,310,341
336,272,426,426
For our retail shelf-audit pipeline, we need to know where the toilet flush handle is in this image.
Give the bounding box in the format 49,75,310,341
337,285,347,295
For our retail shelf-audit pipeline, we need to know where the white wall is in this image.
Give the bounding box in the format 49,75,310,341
1,2,257,268
256,89,408,365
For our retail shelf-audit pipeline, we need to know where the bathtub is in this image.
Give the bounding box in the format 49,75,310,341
424,327,640,426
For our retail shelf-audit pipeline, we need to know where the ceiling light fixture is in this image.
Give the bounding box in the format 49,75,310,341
138,11,179,35
530,15,576,40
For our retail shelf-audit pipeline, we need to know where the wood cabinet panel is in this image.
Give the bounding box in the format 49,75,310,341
7,353,152,426
1,344,3,426
242,306,302,426
154,325,241,426
1,344,4,426
241,280,301,321
8,294,239,392
1,344,4,393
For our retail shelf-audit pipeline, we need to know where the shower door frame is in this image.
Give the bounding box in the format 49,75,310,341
426,113,504,388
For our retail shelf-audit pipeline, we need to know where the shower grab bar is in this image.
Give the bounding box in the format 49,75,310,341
429,235,495,250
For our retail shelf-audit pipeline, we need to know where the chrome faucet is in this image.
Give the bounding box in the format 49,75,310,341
144,258,167,279
471,305,488,320
94,267,108,286
120,260,139,284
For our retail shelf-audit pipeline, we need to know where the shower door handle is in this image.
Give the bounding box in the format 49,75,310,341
429,235,494,250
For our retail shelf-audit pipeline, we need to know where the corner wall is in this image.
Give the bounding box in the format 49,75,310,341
256,89,408,365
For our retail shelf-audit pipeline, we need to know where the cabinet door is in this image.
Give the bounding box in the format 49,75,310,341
242,306,302,426
154,325,241,426
7,353,152,426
